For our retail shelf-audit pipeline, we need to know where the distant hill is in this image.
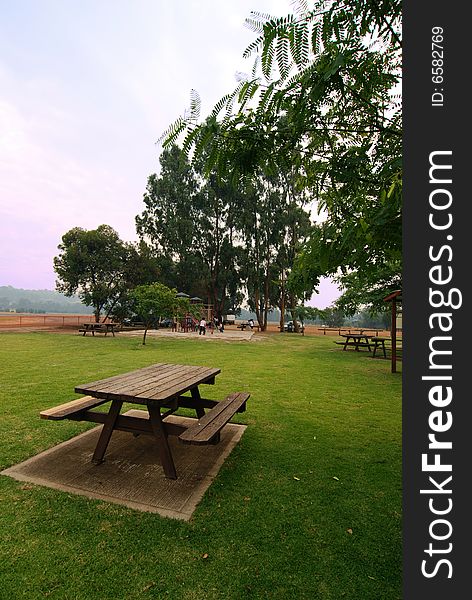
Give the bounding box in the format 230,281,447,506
0,286,92,314
0,286,293,320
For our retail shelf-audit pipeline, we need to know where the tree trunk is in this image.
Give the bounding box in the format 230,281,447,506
289,294,300,333
279,270,285,333
254,288,263,330
142,327,148,345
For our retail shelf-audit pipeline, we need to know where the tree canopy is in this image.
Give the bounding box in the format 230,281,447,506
53,225,131,322
160,0,402,314
135,144,312,330
131,282,178,345
53,225,161,322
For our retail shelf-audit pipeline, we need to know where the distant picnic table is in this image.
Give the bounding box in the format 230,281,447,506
338,333,373,351
319,326,382,336
237,322,260,332
79,322,119,337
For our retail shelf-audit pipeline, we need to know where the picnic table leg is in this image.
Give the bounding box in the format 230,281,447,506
190,386,205,419
365,337,372,352
147,404,177,479
92,398,123,464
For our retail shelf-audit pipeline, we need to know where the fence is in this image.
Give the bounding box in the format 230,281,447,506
0,313,97,329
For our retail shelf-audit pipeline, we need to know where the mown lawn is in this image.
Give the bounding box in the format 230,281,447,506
0,332,402,600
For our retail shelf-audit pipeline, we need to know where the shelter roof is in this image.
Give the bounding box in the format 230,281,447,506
383,290,402,303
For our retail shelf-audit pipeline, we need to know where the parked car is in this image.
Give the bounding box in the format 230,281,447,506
283,321,305,333
159,318,174,328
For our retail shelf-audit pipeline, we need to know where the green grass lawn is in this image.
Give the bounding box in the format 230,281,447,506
0,332,401,600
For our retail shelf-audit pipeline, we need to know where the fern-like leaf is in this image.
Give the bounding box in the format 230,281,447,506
189,89,201,121
290,0,309,18
243,34,265,59
238,80,260,111
251,55,261,78
210,92,235,118
276,35,291,80
157,116,185,147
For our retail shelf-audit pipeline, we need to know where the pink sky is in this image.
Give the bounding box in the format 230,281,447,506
0,1,340,308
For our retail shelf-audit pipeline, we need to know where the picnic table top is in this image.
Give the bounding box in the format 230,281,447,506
74,363,220,405
82,322,118,327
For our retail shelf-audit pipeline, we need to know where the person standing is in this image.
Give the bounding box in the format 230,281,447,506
199,318,206,335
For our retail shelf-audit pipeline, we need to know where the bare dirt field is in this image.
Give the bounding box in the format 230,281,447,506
0,313,395,338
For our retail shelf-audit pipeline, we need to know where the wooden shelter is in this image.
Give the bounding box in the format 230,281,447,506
383,290,402,373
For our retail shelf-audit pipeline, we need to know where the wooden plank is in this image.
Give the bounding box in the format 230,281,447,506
74,364,219,404
67,409,187,437
40,396,108,420
82,363,186,397
75,363,167,393
141,367,220,401
75,363,179,393
148,404,177,479
179,392,249,445
91,398,123,464
174,396,219,410
79,368,216,405
97,366,219,403
121,365,202,398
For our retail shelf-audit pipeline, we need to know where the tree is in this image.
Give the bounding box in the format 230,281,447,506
131,283,177,345
318,306,345,328
136,144,246,319
160,0,402,312
191,165,242,320
136,145,207,296
53,225,130,322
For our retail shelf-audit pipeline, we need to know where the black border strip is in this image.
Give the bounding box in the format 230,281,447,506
403,2,467,597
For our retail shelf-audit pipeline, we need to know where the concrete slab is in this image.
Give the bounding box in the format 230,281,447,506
1,413,246,520
119,328,255,341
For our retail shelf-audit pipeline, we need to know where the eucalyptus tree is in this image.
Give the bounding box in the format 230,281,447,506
235,175,282,330
136,144,207,298
136,144,243,317
191,160,243,319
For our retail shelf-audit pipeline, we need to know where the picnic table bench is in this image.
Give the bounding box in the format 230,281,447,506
40,363,250,480
79,322,119,337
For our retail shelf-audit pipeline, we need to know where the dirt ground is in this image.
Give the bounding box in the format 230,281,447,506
0,313,396,338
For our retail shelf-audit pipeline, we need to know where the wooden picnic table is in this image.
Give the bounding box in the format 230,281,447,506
237,322,260,332
79,322,119,337
339,333,373,352
40,363,249,479
320,326,382,336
